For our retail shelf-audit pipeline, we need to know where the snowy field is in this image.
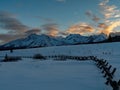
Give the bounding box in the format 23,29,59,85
0,60,107,90
0,42,120,90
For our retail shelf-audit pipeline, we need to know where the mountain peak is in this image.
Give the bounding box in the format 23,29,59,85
28,33,39,38
0,34,108,49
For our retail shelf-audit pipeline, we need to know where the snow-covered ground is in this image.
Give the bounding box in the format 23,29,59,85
0,42,120,90
0,60,107,90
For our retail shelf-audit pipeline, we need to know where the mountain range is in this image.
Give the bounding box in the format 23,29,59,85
0,33,108,50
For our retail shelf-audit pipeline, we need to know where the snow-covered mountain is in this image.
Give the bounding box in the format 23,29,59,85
64,34,89,44
0,33,107,49
88,33,107,42
1,34,64,48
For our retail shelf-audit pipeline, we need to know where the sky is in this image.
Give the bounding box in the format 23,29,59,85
0,0,120,44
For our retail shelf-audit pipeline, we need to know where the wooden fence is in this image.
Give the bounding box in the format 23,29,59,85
92,57,120,90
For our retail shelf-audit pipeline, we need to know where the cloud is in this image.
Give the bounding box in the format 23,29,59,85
101,21,120,35
85,10,92,17
85,10,100,22
41,23,95,36
85,0,120,36
98,23,107,28
92,15,100,22
98,0,120,35
0,11,29,34
0,11,47,44
99,0,120,20
56,0,66,3
59,31,69,36
0,11,57,44
66,23,94,35
0,11,31,44
42,23,59,36
0,33,25,44
25,28,41,35
0,28,41,44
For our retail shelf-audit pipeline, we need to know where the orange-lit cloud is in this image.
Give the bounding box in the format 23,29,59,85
66,23,94,35
101,21,120,36
0,28,41,44
98,23,107,28
48,29,59,37
42,23,59,36
99,0,120,20
96,0,120,35
0,34,26,44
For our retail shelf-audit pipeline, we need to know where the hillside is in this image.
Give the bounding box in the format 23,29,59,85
0,42,119,57
0,42,120,90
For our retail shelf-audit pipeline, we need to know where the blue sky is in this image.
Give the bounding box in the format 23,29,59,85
0,0,120,44
0,0,99,28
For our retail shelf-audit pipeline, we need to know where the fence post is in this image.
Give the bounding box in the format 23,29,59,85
111,68,116,76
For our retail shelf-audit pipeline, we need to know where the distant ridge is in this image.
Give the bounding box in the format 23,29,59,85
0,33,109,50
0,32,120,50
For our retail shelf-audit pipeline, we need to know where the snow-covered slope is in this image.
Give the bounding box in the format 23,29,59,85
0,42,120,90
2,34,64,48
64,34,89,44
0,60,105,90
1,33,107,49
88,33,107,42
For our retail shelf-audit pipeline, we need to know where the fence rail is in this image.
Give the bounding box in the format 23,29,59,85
92,57,120,90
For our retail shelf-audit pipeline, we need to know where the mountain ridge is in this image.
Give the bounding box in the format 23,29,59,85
0,33,108,50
